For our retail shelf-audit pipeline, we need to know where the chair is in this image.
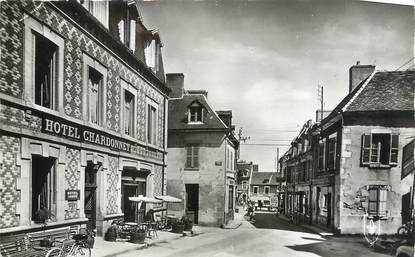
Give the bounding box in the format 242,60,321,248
154,214,165,230
146,222,158,239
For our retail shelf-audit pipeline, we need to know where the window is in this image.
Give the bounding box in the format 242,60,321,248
32,156,56,223
318,139,326,171
362,133,399,166
83,54,106,126
124,90,135,136
368,186,387,216
264,186,270,195
188,102,203,124
253,186,258,194
34,34,58,109
25,16,64,112
81,0,108,28
88,68,103,125
185,145,199,169
146,99,158,144
190,106,202,122
144,39,161,71
327,136,336,170
242,181,247,189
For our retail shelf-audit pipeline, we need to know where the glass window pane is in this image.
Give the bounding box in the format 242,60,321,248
369,189,377,201
368,202,377,213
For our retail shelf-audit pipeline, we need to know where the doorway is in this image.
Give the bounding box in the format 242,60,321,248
326,193,332,227
121,168,147,223
84,162,99,230
185,184,199,224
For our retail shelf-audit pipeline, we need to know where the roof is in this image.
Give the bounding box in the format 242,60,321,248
322,70,415,126
345,71,415,112
250,172,279,185
168,94,228,131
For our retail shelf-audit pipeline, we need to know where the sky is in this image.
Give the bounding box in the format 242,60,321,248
139,0,414,172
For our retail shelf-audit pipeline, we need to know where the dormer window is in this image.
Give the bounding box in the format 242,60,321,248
188,102,203,124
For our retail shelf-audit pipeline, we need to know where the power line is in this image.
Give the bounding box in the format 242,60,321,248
395,57,414,71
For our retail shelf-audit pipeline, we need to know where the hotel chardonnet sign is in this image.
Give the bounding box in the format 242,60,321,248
42,114,136,153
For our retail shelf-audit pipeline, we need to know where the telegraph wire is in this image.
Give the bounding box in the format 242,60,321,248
394,57,414,71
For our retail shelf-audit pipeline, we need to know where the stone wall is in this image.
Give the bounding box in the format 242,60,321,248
166,139,226,227
339,126,415,234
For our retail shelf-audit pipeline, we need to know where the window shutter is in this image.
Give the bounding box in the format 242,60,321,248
185,147,192,168
129,20,136,51
390,134,399,164
378,189,387,215
193,146,199,168
361,134,371,165
118,20,125,43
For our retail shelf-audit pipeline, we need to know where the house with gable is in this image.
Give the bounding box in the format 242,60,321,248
165,74,239,227
236,161,254,204
249,171,279,208
311,63,415,234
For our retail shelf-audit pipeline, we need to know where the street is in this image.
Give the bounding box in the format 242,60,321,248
105,211,390,257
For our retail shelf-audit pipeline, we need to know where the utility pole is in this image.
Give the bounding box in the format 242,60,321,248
276,147,279,173
237,127,250,160
238,127,250,143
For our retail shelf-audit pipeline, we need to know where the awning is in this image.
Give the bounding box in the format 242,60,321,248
250,196,270,202
155,195,182,203
129,196,162,203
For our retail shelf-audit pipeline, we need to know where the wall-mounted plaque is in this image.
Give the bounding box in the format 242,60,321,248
65,190,80,201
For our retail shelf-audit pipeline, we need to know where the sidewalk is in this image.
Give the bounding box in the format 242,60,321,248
92,231,184,257
91,225,212,257
277,214,334,236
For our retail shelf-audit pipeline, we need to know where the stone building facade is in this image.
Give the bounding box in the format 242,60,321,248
236,161,253,203
165,74,239,227
0,1,169,237
281,64,415,234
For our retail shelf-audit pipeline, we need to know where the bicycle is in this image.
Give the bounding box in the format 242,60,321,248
397,220,413,238
45,234,91,257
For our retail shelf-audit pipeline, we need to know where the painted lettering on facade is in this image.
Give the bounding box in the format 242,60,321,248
43,117,132,153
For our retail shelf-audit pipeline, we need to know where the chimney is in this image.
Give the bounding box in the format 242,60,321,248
166,73,184,98
349,61,375,93
253,164,259,172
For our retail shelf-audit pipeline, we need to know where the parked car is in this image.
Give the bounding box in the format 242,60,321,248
396,245,413,257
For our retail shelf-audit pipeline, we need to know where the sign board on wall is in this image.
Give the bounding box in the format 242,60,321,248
41,114,144,154
65,190,80,201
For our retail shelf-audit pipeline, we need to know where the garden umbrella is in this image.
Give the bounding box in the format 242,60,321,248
129,195,162,221
155,195,182,217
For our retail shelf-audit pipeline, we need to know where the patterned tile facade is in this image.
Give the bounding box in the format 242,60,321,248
0,1,166,148
153,165,164,196
0,104,42,132
0,2,23,98
64,148,81,220
0,1,167,230
106,156,119,215
0,136,20,228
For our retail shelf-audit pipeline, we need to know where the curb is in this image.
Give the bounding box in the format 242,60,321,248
222,221,242,229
